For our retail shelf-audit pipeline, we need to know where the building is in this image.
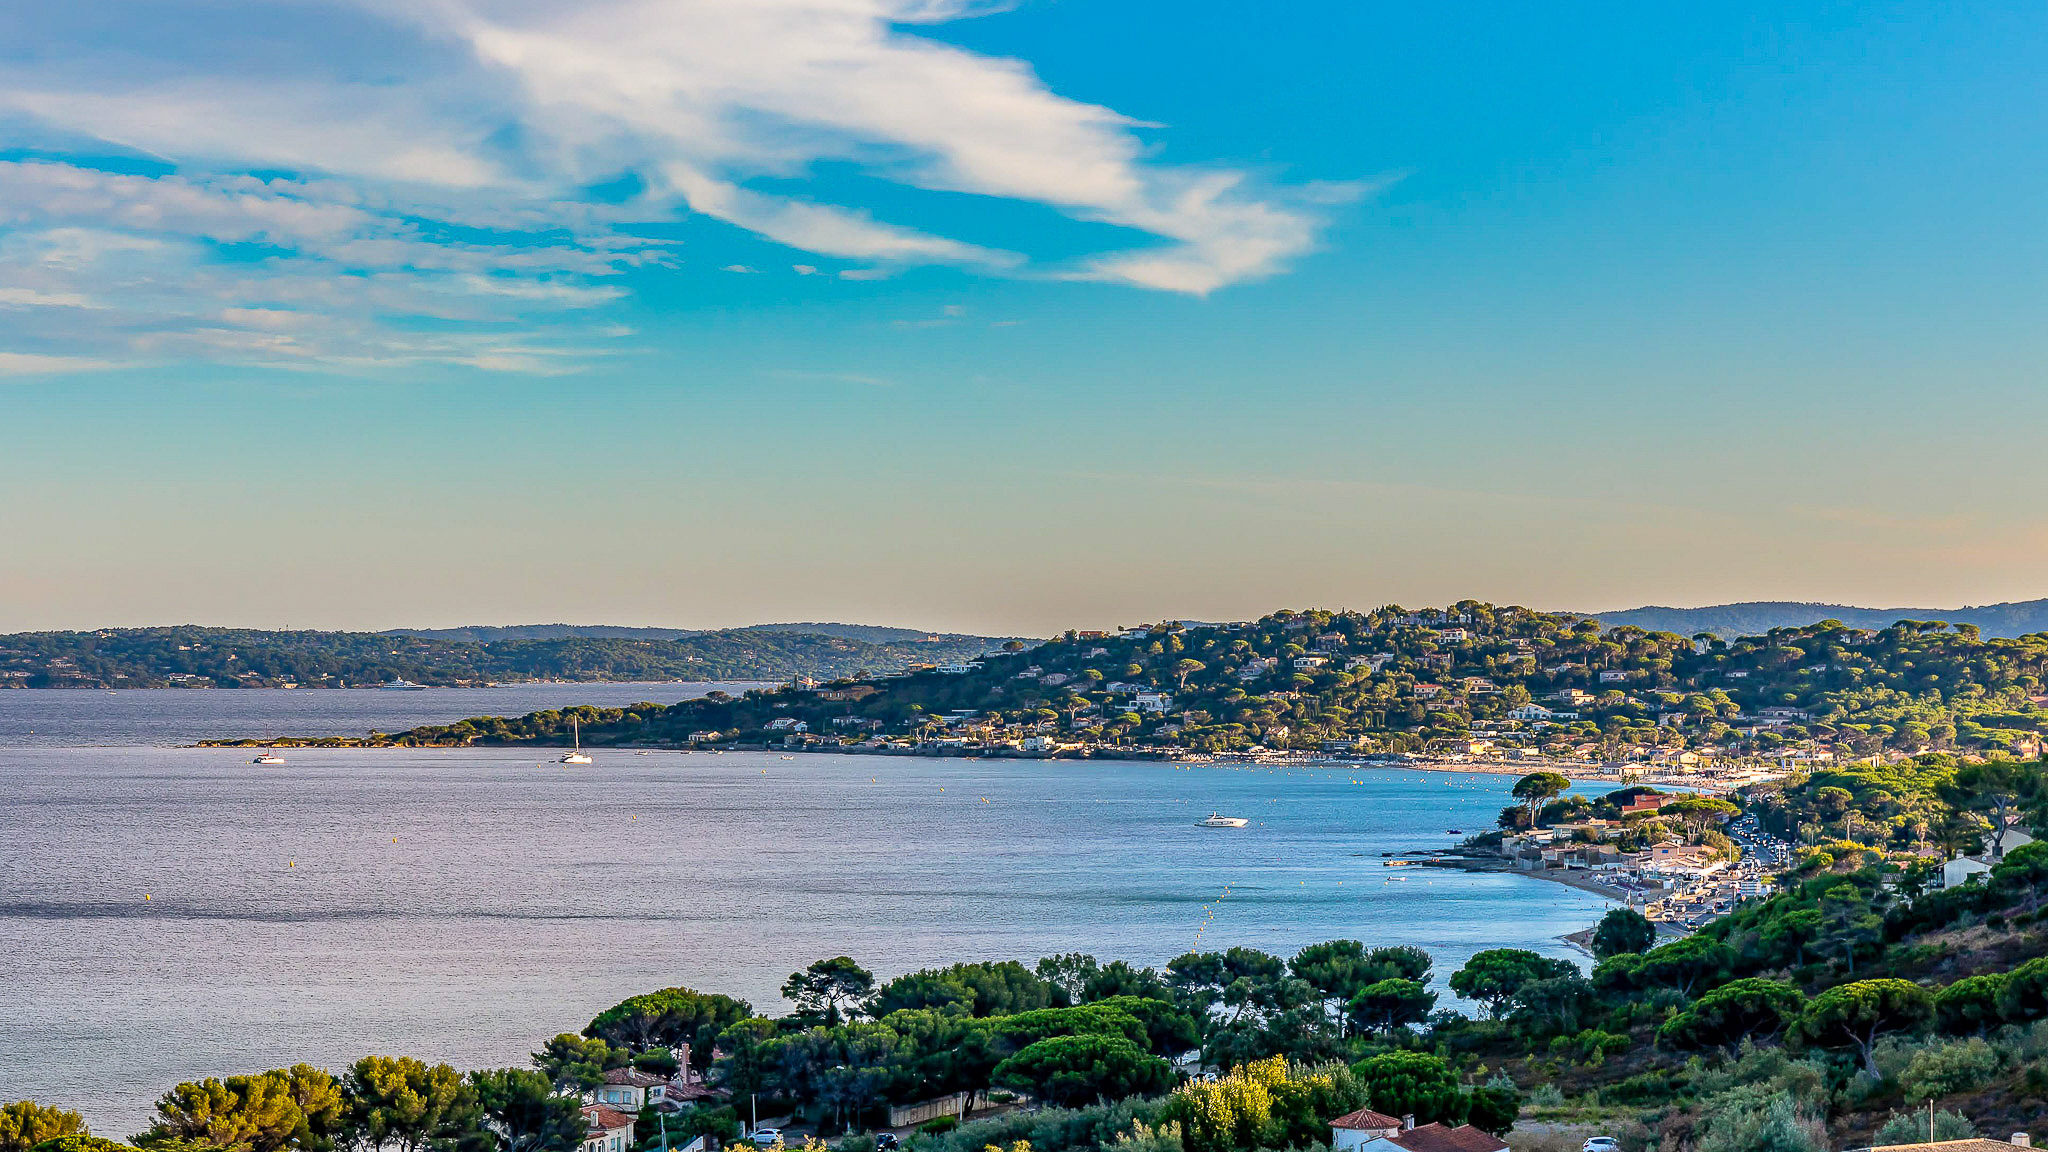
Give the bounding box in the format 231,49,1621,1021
1855,1136,2036,1152
1599,670,1629,683
936,662,983,674
591,1068,668,1112
1134,691,1174,713
1342,1115,1507,1152
1945,824,2038,889
1642,844,1729,881
815,685,878,702
1329,1109,1403,1152
581,1106,636,1152
1617,792,1668,817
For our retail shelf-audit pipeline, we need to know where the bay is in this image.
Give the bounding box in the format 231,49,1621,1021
0,681,770,747
0,689,1616,1135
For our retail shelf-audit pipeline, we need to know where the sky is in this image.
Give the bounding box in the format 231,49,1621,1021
2,1,2047,636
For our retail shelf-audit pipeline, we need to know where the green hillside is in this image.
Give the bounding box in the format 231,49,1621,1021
0,626,1002,688
328,603,2048,760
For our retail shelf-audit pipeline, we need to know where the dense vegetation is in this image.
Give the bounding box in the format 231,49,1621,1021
0,627,1000,689
341,605,2048,759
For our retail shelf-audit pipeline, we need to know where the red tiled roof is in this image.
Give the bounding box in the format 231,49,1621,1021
1329,1109,1403,1131
1384,1124,1509,1152
1868,1142,2030,1152
583,1106,636,1133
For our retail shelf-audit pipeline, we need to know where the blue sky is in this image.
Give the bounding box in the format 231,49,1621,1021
2,1,2046,633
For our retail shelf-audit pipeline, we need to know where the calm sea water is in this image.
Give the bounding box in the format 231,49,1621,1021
0,681,771,746
0,689,1616,1134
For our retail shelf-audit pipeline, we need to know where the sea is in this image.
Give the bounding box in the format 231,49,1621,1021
0,685,1618,1134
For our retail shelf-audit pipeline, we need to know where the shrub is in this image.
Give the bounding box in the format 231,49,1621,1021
1901,1038,2003,1101
918,1119,957,1136
1872,1110,1979,1145
1108,1121,1184,1152
1694,1090,1828,1152
1604,1074,1678,1107
1,1104,89,1152
1526,1084,1566,1109
916,1100,1166,1152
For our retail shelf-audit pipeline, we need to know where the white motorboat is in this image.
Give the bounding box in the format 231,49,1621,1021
559,717,593,765
1195,814,1249,828
252,752,286,765
380,679,427,691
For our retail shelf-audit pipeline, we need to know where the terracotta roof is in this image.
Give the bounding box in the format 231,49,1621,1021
602,1068,667,1087
1383,1124,1509,1152
1329,1109,1403,1132
583,1106,636,1133
1867,1142,2031,1152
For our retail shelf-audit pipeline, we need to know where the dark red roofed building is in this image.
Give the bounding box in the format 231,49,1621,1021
1331,1113,1508,1152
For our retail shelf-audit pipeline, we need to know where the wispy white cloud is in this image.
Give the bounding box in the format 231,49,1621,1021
0,0,1346,371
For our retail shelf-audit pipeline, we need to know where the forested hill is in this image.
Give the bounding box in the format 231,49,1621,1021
1592,597,2048,639
356,603,2048,761
389,622,1005,645
0,626,1006,688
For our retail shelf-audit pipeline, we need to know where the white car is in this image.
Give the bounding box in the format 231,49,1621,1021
751,1131,783,1148
1583,1138,1621,1152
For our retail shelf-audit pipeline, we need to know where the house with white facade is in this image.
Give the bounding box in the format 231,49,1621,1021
1945,824,2037,889
591,1068,669,1113
582,1107,636,1152
1329,1110,1402,1152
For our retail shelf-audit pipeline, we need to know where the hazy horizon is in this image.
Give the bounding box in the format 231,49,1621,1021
6,592,2045,638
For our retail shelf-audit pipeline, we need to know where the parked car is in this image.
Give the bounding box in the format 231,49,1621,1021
1583,1138,1621,1152
751,1131,783,1148
876,1136,900,1151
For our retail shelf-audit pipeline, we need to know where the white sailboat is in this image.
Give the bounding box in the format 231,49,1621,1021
559,717,593,765
253,751,286,765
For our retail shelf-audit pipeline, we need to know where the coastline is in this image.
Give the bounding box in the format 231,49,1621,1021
188,737,1759,794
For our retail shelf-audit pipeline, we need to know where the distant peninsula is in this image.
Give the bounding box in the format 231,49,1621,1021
217,601,2048,768
1589,596,2048,639
0,623,1018,688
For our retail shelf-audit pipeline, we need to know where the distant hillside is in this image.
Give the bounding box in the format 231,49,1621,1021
388,622,1012,645
296,602,2048,761
0,626,1005,688
1590,598,2048,639
386,624,696,642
